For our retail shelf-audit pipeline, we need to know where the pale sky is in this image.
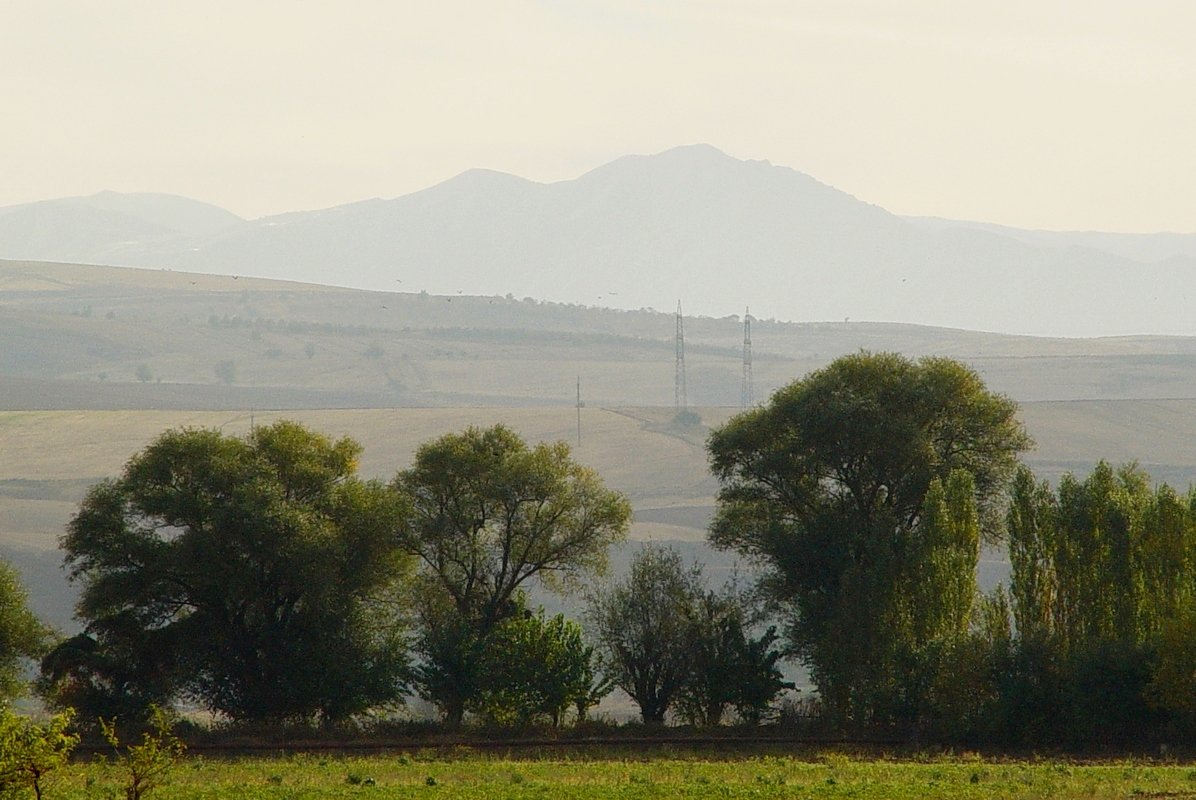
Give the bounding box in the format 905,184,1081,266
3,1,1194,232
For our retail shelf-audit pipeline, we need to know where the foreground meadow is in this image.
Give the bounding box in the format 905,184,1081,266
38,752,1196,799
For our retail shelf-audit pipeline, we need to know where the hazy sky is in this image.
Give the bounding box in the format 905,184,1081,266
4,1,1194,232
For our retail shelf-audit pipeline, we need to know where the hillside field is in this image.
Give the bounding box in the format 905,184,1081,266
8,398,1196,631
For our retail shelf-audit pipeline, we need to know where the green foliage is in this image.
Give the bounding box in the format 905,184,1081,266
675,586,791,726
1003,461,1196,745
37,626,175,723
396,425,631,631
410,589,490,726
1150,606,1196,717
587,545,700,723
100,705,186,800
42,421,413,724
398,424,629,725
475,604,607,727
0,560,51,704
0,707,78,800
708,352,1030,725
413,591,608,727
1010,463,1191,639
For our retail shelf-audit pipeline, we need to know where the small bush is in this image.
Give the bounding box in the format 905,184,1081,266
100,705,186,800
0,707,78,799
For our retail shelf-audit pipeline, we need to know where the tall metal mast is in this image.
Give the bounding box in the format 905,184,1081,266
674,300,688,411
741,307,754,410
576,375,582,448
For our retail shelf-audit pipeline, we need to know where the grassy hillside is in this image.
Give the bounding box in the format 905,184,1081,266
10,259,1196,410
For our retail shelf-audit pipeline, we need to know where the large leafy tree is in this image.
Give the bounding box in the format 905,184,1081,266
707,352,1030,724
0,559,51,704
41,421,412,724
395,424,630,723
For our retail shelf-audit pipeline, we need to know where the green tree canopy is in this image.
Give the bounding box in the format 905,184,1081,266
675,583,791,727
0,559,51,704
42,421,412,724
395,425,631,632
396,424,629,724
707,352,1030,723
474,601,607,727
1006,461,1196,744
586,545,701,724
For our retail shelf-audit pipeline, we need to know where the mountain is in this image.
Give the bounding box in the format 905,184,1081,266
904,216,1196,264
0,191,243,266
2,147,1194,336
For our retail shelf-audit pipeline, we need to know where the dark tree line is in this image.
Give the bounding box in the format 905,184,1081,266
21,420,787,728
9,351,1196,744
707,352,1196,746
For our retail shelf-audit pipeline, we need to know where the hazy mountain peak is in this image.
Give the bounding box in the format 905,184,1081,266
436,167,539,191
578,143,739,180
72,191,244,237
3,148,1196,336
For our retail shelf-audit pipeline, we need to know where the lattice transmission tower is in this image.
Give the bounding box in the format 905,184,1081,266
674,300,688,411
741,307,754,409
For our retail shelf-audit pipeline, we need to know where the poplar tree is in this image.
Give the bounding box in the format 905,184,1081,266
708,352,1030,724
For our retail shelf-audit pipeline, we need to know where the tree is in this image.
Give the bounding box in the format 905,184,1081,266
587,545,701,724
0,559,50,704
675,586,791,726
1004,461,1195,745
396,424,629,723
41,421,412,724
707,352,1030,724
0,708,78,800
409,589,491,726
99,705,186,800
474,602,607,727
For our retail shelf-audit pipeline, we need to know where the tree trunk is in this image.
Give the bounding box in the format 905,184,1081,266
445,697,465,727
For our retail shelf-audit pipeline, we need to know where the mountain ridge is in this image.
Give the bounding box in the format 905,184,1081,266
3,146,1194,337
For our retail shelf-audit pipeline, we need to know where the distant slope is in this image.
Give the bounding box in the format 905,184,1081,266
904,216,1196,264
0,191,243,265
10,259,1196,411
60,191,244,237
2,147,1195,336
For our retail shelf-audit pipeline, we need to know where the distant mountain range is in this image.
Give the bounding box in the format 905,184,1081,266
3,145,1194,337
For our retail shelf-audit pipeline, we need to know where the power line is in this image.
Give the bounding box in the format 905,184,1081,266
741,307,754,410
674,300,687,411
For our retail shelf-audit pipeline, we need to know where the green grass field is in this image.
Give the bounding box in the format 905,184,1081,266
31,751,1196,798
